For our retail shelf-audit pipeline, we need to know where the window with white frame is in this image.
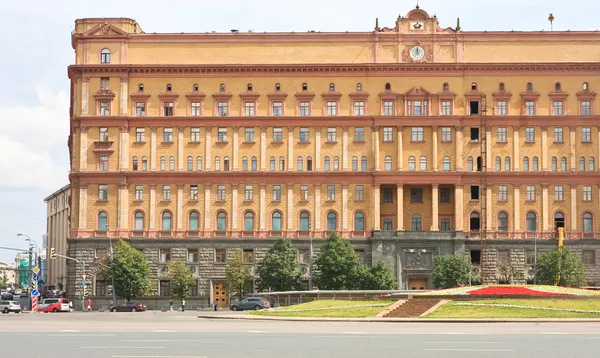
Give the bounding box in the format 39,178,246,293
299,127,309,142
163,102,174,116
355,185,364,201
217,101,228,116
383,127,393,142
441,100,452,115
408,100,428,116
411,127,424,142
327,185,336,201
581,100,592,116
441,127,451,142
245,185,253,201
326,101,337,116
135,102,146,116
100,77,109,90
299,101,310,116
190,128,200,142
98,184,108,200
554,127,563,142
217,185,226,201
272,185,281,201
190,185,198,200
526,185,536,201
354,101,365,115
163,128,173,142
99,127,109,142
218,128,227,142
525,101,535,116
191,102,201,116
496,100,507,116
163,185,171,200
272,101,283,116
300,185,309,201
327,128,337,142
273,128,283,143
354,128,364,141
135,185,143,200
497,127,507,142
99,101,110,116
383,100,394,116
245,128,254,142
582,127,592,142
554,185,564,201
99,156,109,171
583,186,592,201
498,185,508,201
244,101,255,116
553,101,564,116
525,127,535,142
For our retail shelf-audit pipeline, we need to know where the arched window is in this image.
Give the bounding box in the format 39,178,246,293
196,156,203,170
561,157,567,171
443,156,451,171
361,156,367,171
442,82,449,91
495,156,501,171
215,156,221,171
187,156,193,171
580,156,586,171
307,156,313,171
583,212,593,233
526,82,533,91
142,156,147,171
133,156,139,171
302,83,308,91
505,157,511,171
551,157,557,171
216,211,227,231
242,157,248,171
498,212,508,232
333,156,340,171
193,84,199,92
220,83,226,92
270,156,275,171
297,156,303,171
356,83,363,91
324,156,331,171
471,82,477,91
352,157,358,171
583,82,590,91
499,82,505,91
384,156,392,171
408,156,416,171
532,156,539,171
160,156,166,171
419,156,427,171
329,83,335,91
467,156,474,171
244,211,254,231
523,157,530,171
476,156,482,171
385,83,391,91
555,82,561,92
354,212,365,231
251,156,257,171
300,211,310,231
98,211,108,230
100,48,111,63
138,83,144,92
272,212,282,231
166,84,172,92
189,212,199,230
279,156,285,171
327,212,337,231
526,212,537,232
134,211,144,230
590,157,596,171
411,214,422,231
162,212,172,231
223,157,230,171
247,83,253,91
470,212,481,231
275,83,281,91
169,156,175,171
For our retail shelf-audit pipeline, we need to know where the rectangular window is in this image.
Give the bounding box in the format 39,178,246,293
497,100,507,116
440,188,451,203
272,185,281,201
299,127,310,142
497,127,507,142
99,156,109,171
411,127,424,142
190,128,201,142
554,185,564,201
441,127,451,142
470,250,481,264
218,128,228,142
326,101,337,116
100,77,109,90
583,250,596,265
383,188,393,203
583,186,592,201
408,100,428,116
135,185,143,200
187,249,199,263
135,102,146,116
553,101,564,116
469,101,479,115
160,249,171,263
440,218,451,231
190,185,198,200
245,185,253,201
163,185,171,200
217,185,226,201
98,184,108,200
354,101,365,115
498,250,510,265
327,128,337,142
218,101,228,116
383,127,393,142
298,249,310,264
163,128,173,142
581,101,592,116
441,100,452,116
99,101,110,116
554,127,563,143
215,249,226,264
300,185,309,201
135,128,145,142
272,101,283,116
244,128,254,142
498,185,508,201
191,102,201,116
189,282,199,297
273,128,283,143
471,185,480,200
526,250,535,265
383,218,393,231
470,128,480,141
410,188,423,203
525,101,535,116
526,185,536,201
383,100,394,116
242,249,254,264
355,249,365,264
99,127,109,142
299,101,310,116
582,127,592,142
159,281,170,296
244,101,255,116
525,127,535,142
355,185,364,201
163,102,174,116
327,185,335,201
95,281,107,296
354,128,364,142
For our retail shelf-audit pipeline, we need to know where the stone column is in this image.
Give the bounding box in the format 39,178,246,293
571,185,577,232
204,185,211,230
205,127,212,170
81,77,89,115
79,185,88,229
177,184,183,230
231,185,239,231
342,185,348,231
259,184,266,230
120,77,128,115
260,127,267,171
431,184,439,230
315,128,321,171
455,126,463,171
342,127,349,170
118,184,128,230
570,125,576,171
80,127,88,170
288,127,294,171
432,127,438,171
486,187,492,231
513,126,520,171
314,185,321,230
485,126,492,170
232,127,239,171
373,127,380,171
454,185,464,231
396,185,404,230
150,127,157,171
177,127,184,171
287,185,293,230
513,186,521,232
373,185,381,230
542,184,549,232
397,126,403,171
597,126,600,171
541,126,548,171
149,184,156,230
119,126,129,170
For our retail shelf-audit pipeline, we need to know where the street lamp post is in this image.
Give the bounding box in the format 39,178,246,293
17,234,33,309
106,226,118,307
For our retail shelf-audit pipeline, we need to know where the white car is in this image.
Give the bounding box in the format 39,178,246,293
0,301,21,313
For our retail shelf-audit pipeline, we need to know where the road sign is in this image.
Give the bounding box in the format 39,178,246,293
32,267,40,275
82,274,87,280
32,296,38,312
33,274,38,281
81,279,87,286
31,289,39,297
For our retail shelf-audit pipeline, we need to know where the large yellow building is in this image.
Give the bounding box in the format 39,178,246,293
67,7,600,305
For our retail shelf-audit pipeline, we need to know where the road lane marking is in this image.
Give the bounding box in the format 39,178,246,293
342,332,367,334
425,342,502,344
153,330,175,332
81,347,165,349
425,349,513,352
49,334,116,337
60,330,82,332
113,356,207,358
541,332,566,334
124,340,199,342
246,330,268,333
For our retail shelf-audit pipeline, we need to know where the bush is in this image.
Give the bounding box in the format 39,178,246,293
535,248,587,287
431,254,472,289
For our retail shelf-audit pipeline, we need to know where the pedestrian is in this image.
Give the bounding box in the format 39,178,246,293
181,298,185,312
69,300,73,313
169,299,173,311
87,298,92,312
214,299,218,311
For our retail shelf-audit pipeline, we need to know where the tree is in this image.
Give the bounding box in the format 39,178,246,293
102,240,150,301
256,238,301,292
352,262,396,290
314,232,360,290
0,273,8,288
226,250,253,300
431,254,472,289
166,260,196,299
535,248,587,287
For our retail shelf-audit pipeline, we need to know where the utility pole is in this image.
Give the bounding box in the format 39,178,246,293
107,225,118,307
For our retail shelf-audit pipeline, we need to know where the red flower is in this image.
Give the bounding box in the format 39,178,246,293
468,286,572,296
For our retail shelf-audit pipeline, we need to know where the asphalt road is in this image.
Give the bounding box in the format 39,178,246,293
1,312,600,357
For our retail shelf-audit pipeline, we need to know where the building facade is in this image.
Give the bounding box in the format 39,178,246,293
67,7,600,304
44,185,70,290
0,263,17,287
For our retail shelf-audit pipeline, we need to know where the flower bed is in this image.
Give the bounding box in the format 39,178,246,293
468,286,571,296
421,285,600,297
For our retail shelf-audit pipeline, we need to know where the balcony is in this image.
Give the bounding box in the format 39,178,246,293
93,140,114,154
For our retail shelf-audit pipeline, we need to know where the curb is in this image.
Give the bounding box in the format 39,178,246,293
197,315,600,323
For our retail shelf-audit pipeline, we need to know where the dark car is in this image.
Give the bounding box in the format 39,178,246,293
230,297,270,311
109,302,147,312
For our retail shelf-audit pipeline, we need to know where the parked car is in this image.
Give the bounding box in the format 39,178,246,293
230,297,270,311
38,298,70,313
110,302,147,312
0,301,21,313
1,292,13,301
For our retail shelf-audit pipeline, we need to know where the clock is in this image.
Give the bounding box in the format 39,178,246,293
410,46,425,61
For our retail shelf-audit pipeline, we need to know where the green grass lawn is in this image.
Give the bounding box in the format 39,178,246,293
424,299,600,319
249,299,395,318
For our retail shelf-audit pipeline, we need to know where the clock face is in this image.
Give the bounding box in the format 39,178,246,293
410,46,425,61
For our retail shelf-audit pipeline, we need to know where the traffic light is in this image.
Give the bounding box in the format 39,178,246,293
83,285,88,297
50,248,57,260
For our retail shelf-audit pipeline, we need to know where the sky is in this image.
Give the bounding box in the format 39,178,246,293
0,0,598,264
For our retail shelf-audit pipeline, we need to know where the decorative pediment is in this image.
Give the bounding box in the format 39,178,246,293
548,91,569,101
437,90,456,100
186,92,206,101
268,91,288,101
492,90,512,100
82,22,129,37
349,91,369,100
212,92,232,100
93,89,116,100
321,91,342,100
379,91,399,100
130,91,151,100
404,87,432,98
239,91,260,101
520,91,540,101
577,90,596,100
158,92,179,101
295,91,315,100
